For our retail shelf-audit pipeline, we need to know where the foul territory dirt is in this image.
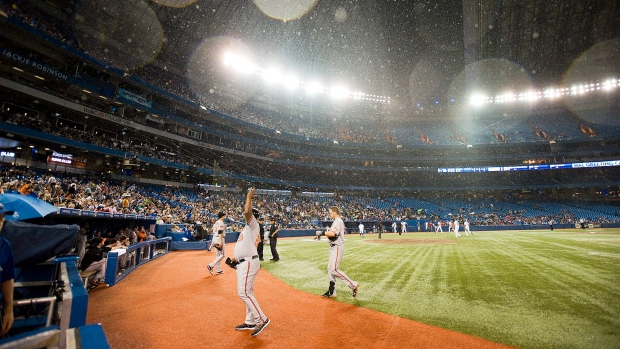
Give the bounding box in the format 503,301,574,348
87,248,514,349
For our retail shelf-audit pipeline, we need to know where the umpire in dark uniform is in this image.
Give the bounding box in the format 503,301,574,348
257,217,265,261
268,216,280,261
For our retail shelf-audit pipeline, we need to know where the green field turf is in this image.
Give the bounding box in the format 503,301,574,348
261,229,620,349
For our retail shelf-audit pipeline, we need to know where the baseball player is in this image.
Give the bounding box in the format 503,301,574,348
454,219,461,238
464,219,472,235
358,222,365,238
207,212,227,275
322,206,359,298
392,221,397,233
233,188,270,336
400,221,407,235
435,220,443,233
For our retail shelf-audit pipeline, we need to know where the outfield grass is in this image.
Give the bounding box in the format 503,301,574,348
261,229,620,349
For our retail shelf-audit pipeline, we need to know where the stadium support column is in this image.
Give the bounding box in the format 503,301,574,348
462,0,479,81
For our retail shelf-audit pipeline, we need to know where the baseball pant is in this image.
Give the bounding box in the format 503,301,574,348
209,243,226,272
328,245,357,290
84,258,107,282
237,258,267,325
269,237,279,260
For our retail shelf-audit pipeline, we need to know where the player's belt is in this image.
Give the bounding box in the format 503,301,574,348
330,243,337,247
238,255,259,263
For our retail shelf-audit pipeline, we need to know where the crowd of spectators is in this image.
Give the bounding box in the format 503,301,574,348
1,167,618,240
0,110,203,168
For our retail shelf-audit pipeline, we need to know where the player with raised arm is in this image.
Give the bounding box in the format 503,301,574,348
233,188,270,337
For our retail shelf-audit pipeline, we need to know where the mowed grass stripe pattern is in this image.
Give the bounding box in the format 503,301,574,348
261,230,620,349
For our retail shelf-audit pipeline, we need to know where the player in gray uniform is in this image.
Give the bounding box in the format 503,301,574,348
464,219,471,235
207,212,227,275
322,206,359,298
454,219,461,238
233,188,270,337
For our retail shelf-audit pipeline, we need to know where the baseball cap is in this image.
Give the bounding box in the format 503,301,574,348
0,203,14,216
217,212,226,218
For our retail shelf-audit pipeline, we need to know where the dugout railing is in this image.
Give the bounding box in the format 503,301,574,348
104,237,172,287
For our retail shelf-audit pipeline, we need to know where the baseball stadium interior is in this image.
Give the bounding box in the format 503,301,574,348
0,0,619,348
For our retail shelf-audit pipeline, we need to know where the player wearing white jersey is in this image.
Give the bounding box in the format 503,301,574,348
454,219,461,238
435,220,443,233
233,188,270,337
464,219,471,235
322,206,359,298
207,212,227,275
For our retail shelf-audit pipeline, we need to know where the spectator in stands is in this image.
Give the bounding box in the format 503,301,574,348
129,227,138,244
105,238,121,249
80,237,110,286
145,230,156,241
117,235,131,270
138,227,147,242
122,196,130,211
0,204,16,336
103,231,114,244
19,181,31,195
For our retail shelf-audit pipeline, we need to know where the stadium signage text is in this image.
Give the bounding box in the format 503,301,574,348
81,106,132,126
1,49,68,80
438,160,620,173
0,151,15,157
48,151,73,165
118,88,152,108
48,156,71,164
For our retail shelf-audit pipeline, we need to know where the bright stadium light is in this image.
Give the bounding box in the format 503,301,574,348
306,80,324,95
283,74,300,90
222,52,234,66
469,93,487,106
330,85,350,99
602,79,617,91
219,53,391,103
501,92,516,103
224,53,257,75
262,68,282,84
526,91,539,101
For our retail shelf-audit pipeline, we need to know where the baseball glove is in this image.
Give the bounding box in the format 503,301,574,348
225,257,238,270
213,243,223,251
328,235,338,242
